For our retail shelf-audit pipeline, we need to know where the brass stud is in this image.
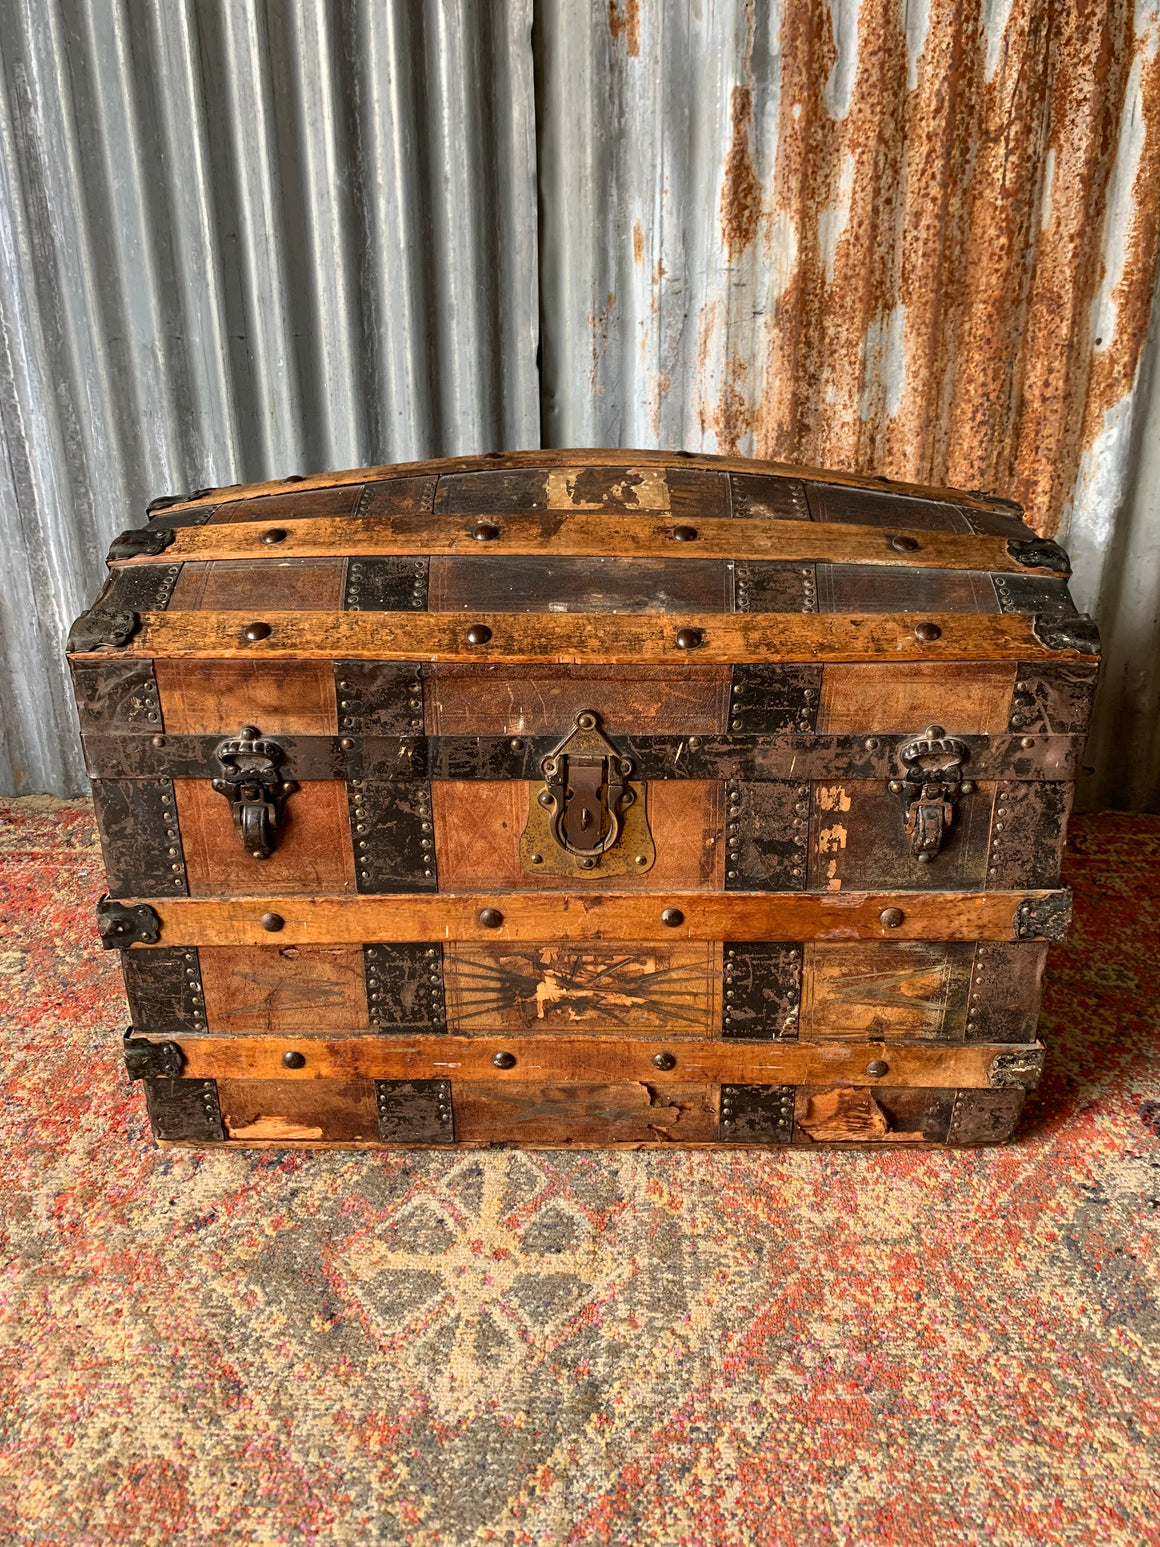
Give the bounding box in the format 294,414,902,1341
260,528,288,544
914,621,941,642
466,623,493,646
674,626,704,650
661,907,685,927
879,907,904,929
670,525,699,542
242,621,271,642
282,1050,306,1069
492,1050,517,1069
477,907,504,929
260,912,285,932
889,535,919,552
151,734,165,748
473,522,501,541
865,1059,889,1077
652,1052,677,1071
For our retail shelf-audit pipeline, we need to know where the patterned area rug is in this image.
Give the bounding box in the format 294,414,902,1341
0,801,1157,1547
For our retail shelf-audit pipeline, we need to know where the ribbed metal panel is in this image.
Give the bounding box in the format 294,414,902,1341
0,0,538,795
536,0,1160,808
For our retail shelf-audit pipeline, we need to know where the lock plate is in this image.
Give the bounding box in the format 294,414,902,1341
520,710,655,877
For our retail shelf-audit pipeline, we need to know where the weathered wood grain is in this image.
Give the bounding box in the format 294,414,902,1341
139,1031,1037,1088
175,778,357,897
817,662,1017,734
207,484,364,524
426,664,731,736
451,1082,720,1145
197,944,368,1032
153,660,338,736
103,611,1085,665
119,888,1067,945
167,559,346,610
428,556,735,613
801,942,974,1039
443,942,718,1034
217,1077,378,1141
114,512,1045,574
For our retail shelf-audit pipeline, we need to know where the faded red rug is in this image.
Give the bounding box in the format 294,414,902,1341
0,801,1157,1546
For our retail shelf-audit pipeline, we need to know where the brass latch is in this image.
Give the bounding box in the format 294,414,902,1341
889,725,973,861
520,710,655,875
212,725,298,859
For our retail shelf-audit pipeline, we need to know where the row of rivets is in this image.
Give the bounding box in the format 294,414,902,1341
725,782,742,881
417,787,434,879
156,777,187,892
987,786,1012,881
150,565,182,611
183,950,205,1028
137,672,162,725
1009,677,1037,733
966,942,998,1035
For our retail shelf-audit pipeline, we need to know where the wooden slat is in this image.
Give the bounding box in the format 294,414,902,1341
148,449,1015,516
114,513,1043,572
136,1032,1038,1089
87,610,1080,664
120,888,1065,945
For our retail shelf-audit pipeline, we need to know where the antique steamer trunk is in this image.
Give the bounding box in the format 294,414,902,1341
68,450,1098,1149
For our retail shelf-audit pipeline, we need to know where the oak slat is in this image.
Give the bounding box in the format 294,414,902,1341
89,610,1078,664
137,1031,1038,1089
120,889,1064,945
115,513,1035,572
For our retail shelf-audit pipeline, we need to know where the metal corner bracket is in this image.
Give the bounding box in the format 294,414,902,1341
107,527,176,561
67,608,141,653
124,1034,184,1080
97,896,162,948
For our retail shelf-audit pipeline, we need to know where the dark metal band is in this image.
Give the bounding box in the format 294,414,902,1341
81,730,1083,783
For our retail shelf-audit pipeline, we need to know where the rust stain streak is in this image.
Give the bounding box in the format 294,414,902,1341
609,0,640,58
720,85,763,260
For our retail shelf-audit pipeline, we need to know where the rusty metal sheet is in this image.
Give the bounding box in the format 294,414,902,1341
535,0,1160,807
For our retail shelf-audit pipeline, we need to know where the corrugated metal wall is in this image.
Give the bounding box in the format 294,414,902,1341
0,0,539,796
535,0,1160,810
2,0,1158,805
